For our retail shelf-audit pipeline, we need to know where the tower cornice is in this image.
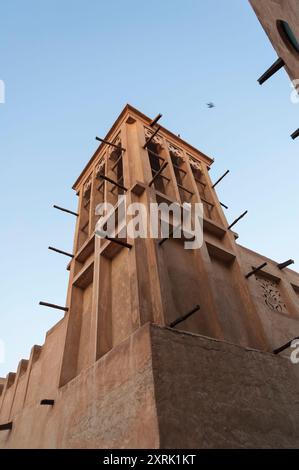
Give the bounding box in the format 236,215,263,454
72,104,214,191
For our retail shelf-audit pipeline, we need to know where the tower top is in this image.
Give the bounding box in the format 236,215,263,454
73,104,214,191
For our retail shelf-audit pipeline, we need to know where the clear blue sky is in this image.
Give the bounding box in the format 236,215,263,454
0,0,298,376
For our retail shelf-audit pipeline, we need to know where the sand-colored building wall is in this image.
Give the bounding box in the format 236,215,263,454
1,324,299,448
249,0,299,81
0,319,66,425
237,244,299,353
1,105,299,448
0,324,158,449
151,325,299,449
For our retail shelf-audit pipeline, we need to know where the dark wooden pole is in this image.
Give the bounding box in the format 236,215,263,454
143,126,161,149
245,262,268,279
53,205,78,217
98,175,127,192
169,305,200,328
212,170,230,188
228,211,248,231
48,247,74,259
273,337,299,355
277,259,294,270
149,162,168,187
258,57,285,85
291,128,299,140
39,302,69,312
95,136,125,151
104,236,132,249
150,113,162,127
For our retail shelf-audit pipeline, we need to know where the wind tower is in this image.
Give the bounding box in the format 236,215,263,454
1,105,299,448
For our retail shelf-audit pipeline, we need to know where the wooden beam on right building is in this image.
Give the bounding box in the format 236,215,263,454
258,57,285,85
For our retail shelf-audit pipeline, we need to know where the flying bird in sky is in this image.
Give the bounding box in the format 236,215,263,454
207,102,215,109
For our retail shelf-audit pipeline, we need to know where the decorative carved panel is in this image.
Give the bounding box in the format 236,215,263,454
167,142,184,165
96,158,105,178
109,133,122,161
255,275,287,313
111,133,121,148
167,142,183,157
188,155,202,171
144,127,163,146
83,178,92,199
